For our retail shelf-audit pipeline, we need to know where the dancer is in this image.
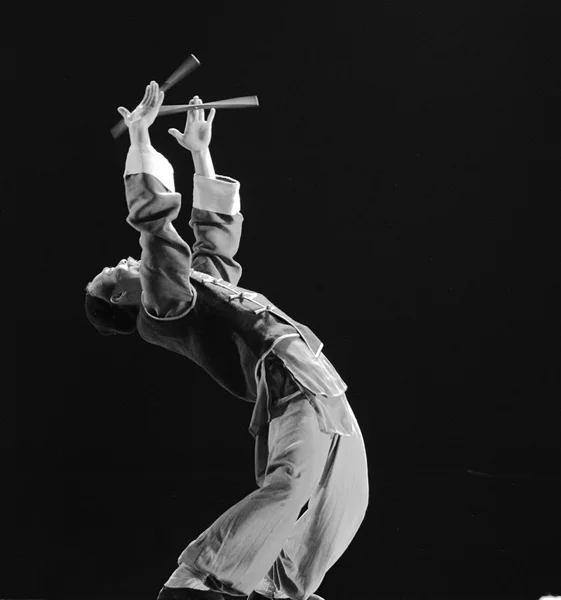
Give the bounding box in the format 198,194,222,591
84,81,369,600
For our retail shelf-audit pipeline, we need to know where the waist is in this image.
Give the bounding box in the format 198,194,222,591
270,335,348,398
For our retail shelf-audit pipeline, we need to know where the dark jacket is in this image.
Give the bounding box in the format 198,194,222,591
124,145,354,437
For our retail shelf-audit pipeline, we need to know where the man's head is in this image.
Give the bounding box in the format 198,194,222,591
84,257,143,336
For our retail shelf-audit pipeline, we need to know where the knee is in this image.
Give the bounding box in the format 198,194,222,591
264,459,316,505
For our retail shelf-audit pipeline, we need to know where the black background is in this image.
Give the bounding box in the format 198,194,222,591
10,2,561,599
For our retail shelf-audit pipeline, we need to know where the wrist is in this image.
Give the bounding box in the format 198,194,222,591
129,123,151,147
191,147,210,157
191,147,215,179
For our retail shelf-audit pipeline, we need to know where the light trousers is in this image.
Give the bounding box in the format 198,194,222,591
165,353,369,599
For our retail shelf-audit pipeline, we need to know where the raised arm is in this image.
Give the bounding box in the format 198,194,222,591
169,96,244,284
119,83,244,321
119,82,194,319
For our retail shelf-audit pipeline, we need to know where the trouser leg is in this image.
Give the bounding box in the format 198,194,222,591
169,374,331,597
260,398,370,600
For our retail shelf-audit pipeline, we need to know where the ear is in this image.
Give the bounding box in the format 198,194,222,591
110,291,126,304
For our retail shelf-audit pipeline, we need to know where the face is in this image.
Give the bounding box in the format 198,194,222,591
90,256,142,306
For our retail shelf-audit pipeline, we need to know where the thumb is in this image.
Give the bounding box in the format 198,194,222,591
117,106,130,119
168,128,182,140
207,108,216,126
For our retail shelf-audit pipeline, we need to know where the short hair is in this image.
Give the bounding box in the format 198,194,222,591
84,278,139,336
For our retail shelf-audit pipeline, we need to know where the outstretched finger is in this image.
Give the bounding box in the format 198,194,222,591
153,81,161,106
155,89,165,110
186,97,195,128
195,96,203,121
149,81,157,106
140,84,150,106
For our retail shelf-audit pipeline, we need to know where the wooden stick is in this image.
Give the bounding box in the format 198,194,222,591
160,55,200,93
111,54,201,139
159,96,260,116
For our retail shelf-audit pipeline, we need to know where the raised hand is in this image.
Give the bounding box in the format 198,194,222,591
168,96,216,152
117,81,165,130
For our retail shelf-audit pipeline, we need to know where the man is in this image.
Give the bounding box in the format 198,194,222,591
85,81,369,600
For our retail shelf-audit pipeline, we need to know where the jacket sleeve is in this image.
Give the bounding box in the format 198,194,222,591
123,144,243,321
189,175,244,285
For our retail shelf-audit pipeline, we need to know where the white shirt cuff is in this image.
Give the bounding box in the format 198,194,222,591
193,174,241,216
124,145,175,193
